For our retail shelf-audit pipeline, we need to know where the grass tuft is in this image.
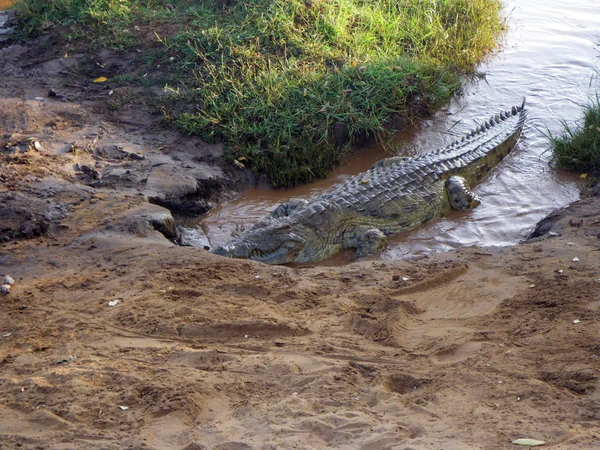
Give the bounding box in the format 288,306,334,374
549,96,600,174
16,0,504,186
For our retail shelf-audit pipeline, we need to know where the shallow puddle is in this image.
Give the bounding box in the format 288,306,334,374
199,0,599,263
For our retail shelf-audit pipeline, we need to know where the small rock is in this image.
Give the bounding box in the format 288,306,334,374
1,284,10,295
108,300,120,307
178,226,210,249
572,257,579,262
3,275,14,285
573,319,581,324
56,355,77,365
118,405,129,411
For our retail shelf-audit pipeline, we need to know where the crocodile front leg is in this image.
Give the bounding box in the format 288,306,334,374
446,176,482,210
344,226,387,257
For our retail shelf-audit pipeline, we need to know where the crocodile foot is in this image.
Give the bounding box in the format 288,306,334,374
446,176,482,210
345,226,388,257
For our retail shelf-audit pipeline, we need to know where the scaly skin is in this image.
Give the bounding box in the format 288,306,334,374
213,100,527,264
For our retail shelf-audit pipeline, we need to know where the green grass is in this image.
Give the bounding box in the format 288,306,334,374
16,0,504,186
549,97,600,174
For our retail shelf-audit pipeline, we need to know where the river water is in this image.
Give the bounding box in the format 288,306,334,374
199,0,599,264
0,0,14,10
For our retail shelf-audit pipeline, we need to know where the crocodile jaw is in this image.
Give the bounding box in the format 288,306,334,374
211,219,309,264
212,239,304,264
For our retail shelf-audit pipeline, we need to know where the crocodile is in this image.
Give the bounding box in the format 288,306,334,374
212,99,527,264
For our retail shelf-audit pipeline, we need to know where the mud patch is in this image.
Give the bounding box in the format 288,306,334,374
179,320,308,340
166,350,237,371
385,373,430,394
541,370,598,395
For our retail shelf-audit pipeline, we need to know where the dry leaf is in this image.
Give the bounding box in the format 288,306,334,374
233,160,245,169
93,77,108,83
512,438,546,446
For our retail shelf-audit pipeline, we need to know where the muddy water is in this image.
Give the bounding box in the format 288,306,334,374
0,0,14,10
200,0,599,263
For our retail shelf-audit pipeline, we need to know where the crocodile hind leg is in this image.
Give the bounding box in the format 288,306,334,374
344,226,387,257
446,176,482,210
271,198,310,218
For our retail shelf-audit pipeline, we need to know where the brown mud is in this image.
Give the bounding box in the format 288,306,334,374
1,9,600,450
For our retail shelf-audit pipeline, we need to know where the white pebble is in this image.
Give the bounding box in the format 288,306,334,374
1,284,11,295
572,257,579,262
3,275,14,285
573,319,581,324
108,300,120,307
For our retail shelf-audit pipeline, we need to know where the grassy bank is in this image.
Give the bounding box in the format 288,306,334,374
16,0,504,186
549,97,600,174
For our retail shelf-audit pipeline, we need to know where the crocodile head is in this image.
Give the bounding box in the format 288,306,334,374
211,217,319,264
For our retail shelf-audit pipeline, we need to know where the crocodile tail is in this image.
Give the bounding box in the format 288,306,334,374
515,96,527,129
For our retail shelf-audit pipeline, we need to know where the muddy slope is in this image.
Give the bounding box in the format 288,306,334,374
1,15,600,450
